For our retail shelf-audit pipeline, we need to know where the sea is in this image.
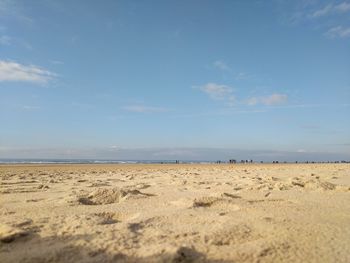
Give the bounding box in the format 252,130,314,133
0,159,214,164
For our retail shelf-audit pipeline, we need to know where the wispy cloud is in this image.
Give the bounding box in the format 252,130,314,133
213,60,253,80
285,2,350,39
325,26,350,38
0,35,33,50
261,94,288,105
20,105,40,111
195,83,288,107
213,60,231,71
71,101,95,110
50,60,64,65
260,103,350,110
0,0,33,24
0,35,11,45
235,72,252,80
122,105,168,113
334,1,350,12
310,2,350,18
246,97,259,106
310,4,333,18
0,60,56,84
171,109,266,119
246,94,288,106
195,82,236,105
197,83,233,100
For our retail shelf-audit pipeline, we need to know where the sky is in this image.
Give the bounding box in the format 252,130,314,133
0,0,349,161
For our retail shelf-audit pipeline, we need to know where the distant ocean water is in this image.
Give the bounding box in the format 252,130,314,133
0,159,214,164
1,159,344,164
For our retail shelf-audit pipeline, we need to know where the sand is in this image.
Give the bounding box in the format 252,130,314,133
0,163,349,262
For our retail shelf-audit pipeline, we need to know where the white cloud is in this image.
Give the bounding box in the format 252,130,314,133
213,60,231,71
0,60,56,84
310,4,333,17
152,149,197,157
122,105,168,113
108,145,122,151
287,2,350,39
196,83,236,106
0,35,11,45
197,83,234,101
310,2,350,18
334,2,350,12
261,94,288,105
325,26,350,38
50,60,64,65
235,72,251,80
0,0,33,24
247,94,288,106
196,83,287,107
246,97,259,106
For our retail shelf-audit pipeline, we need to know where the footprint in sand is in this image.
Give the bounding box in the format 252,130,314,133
77,179,88,183
93,212,120,225
88,181,111,187
247,198,285,205
91,211,141,225
205,223,261,246
26,198,45,203
170,246,205,262
191,193,241,211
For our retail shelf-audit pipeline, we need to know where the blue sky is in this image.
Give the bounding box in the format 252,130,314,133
0,0,349,161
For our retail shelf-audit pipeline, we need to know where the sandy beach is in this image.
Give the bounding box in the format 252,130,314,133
0,163,349,262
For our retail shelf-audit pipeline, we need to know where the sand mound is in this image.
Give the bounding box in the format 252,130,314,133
77,187,153,205
289,178,337,191
0,224,29,243
306,180,336,190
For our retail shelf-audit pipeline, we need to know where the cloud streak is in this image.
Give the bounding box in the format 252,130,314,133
310,2,350,18
196,83,235,105
334,2,350,12
325,26,350,38
196,83,288,107
20,105,40,111
287,2,350,39
0,0,33,24
246,94,288,106
310,4,333,18
198,83,233,100
213,60,231,71
122,105,168,113
0,60,56,84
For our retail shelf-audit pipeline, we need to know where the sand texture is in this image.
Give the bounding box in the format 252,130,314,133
0,163,350,263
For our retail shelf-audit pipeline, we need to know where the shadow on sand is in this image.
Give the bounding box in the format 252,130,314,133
0,232,232,263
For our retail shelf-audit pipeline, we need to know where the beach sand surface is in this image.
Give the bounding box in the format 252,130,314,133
0,163,349,262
